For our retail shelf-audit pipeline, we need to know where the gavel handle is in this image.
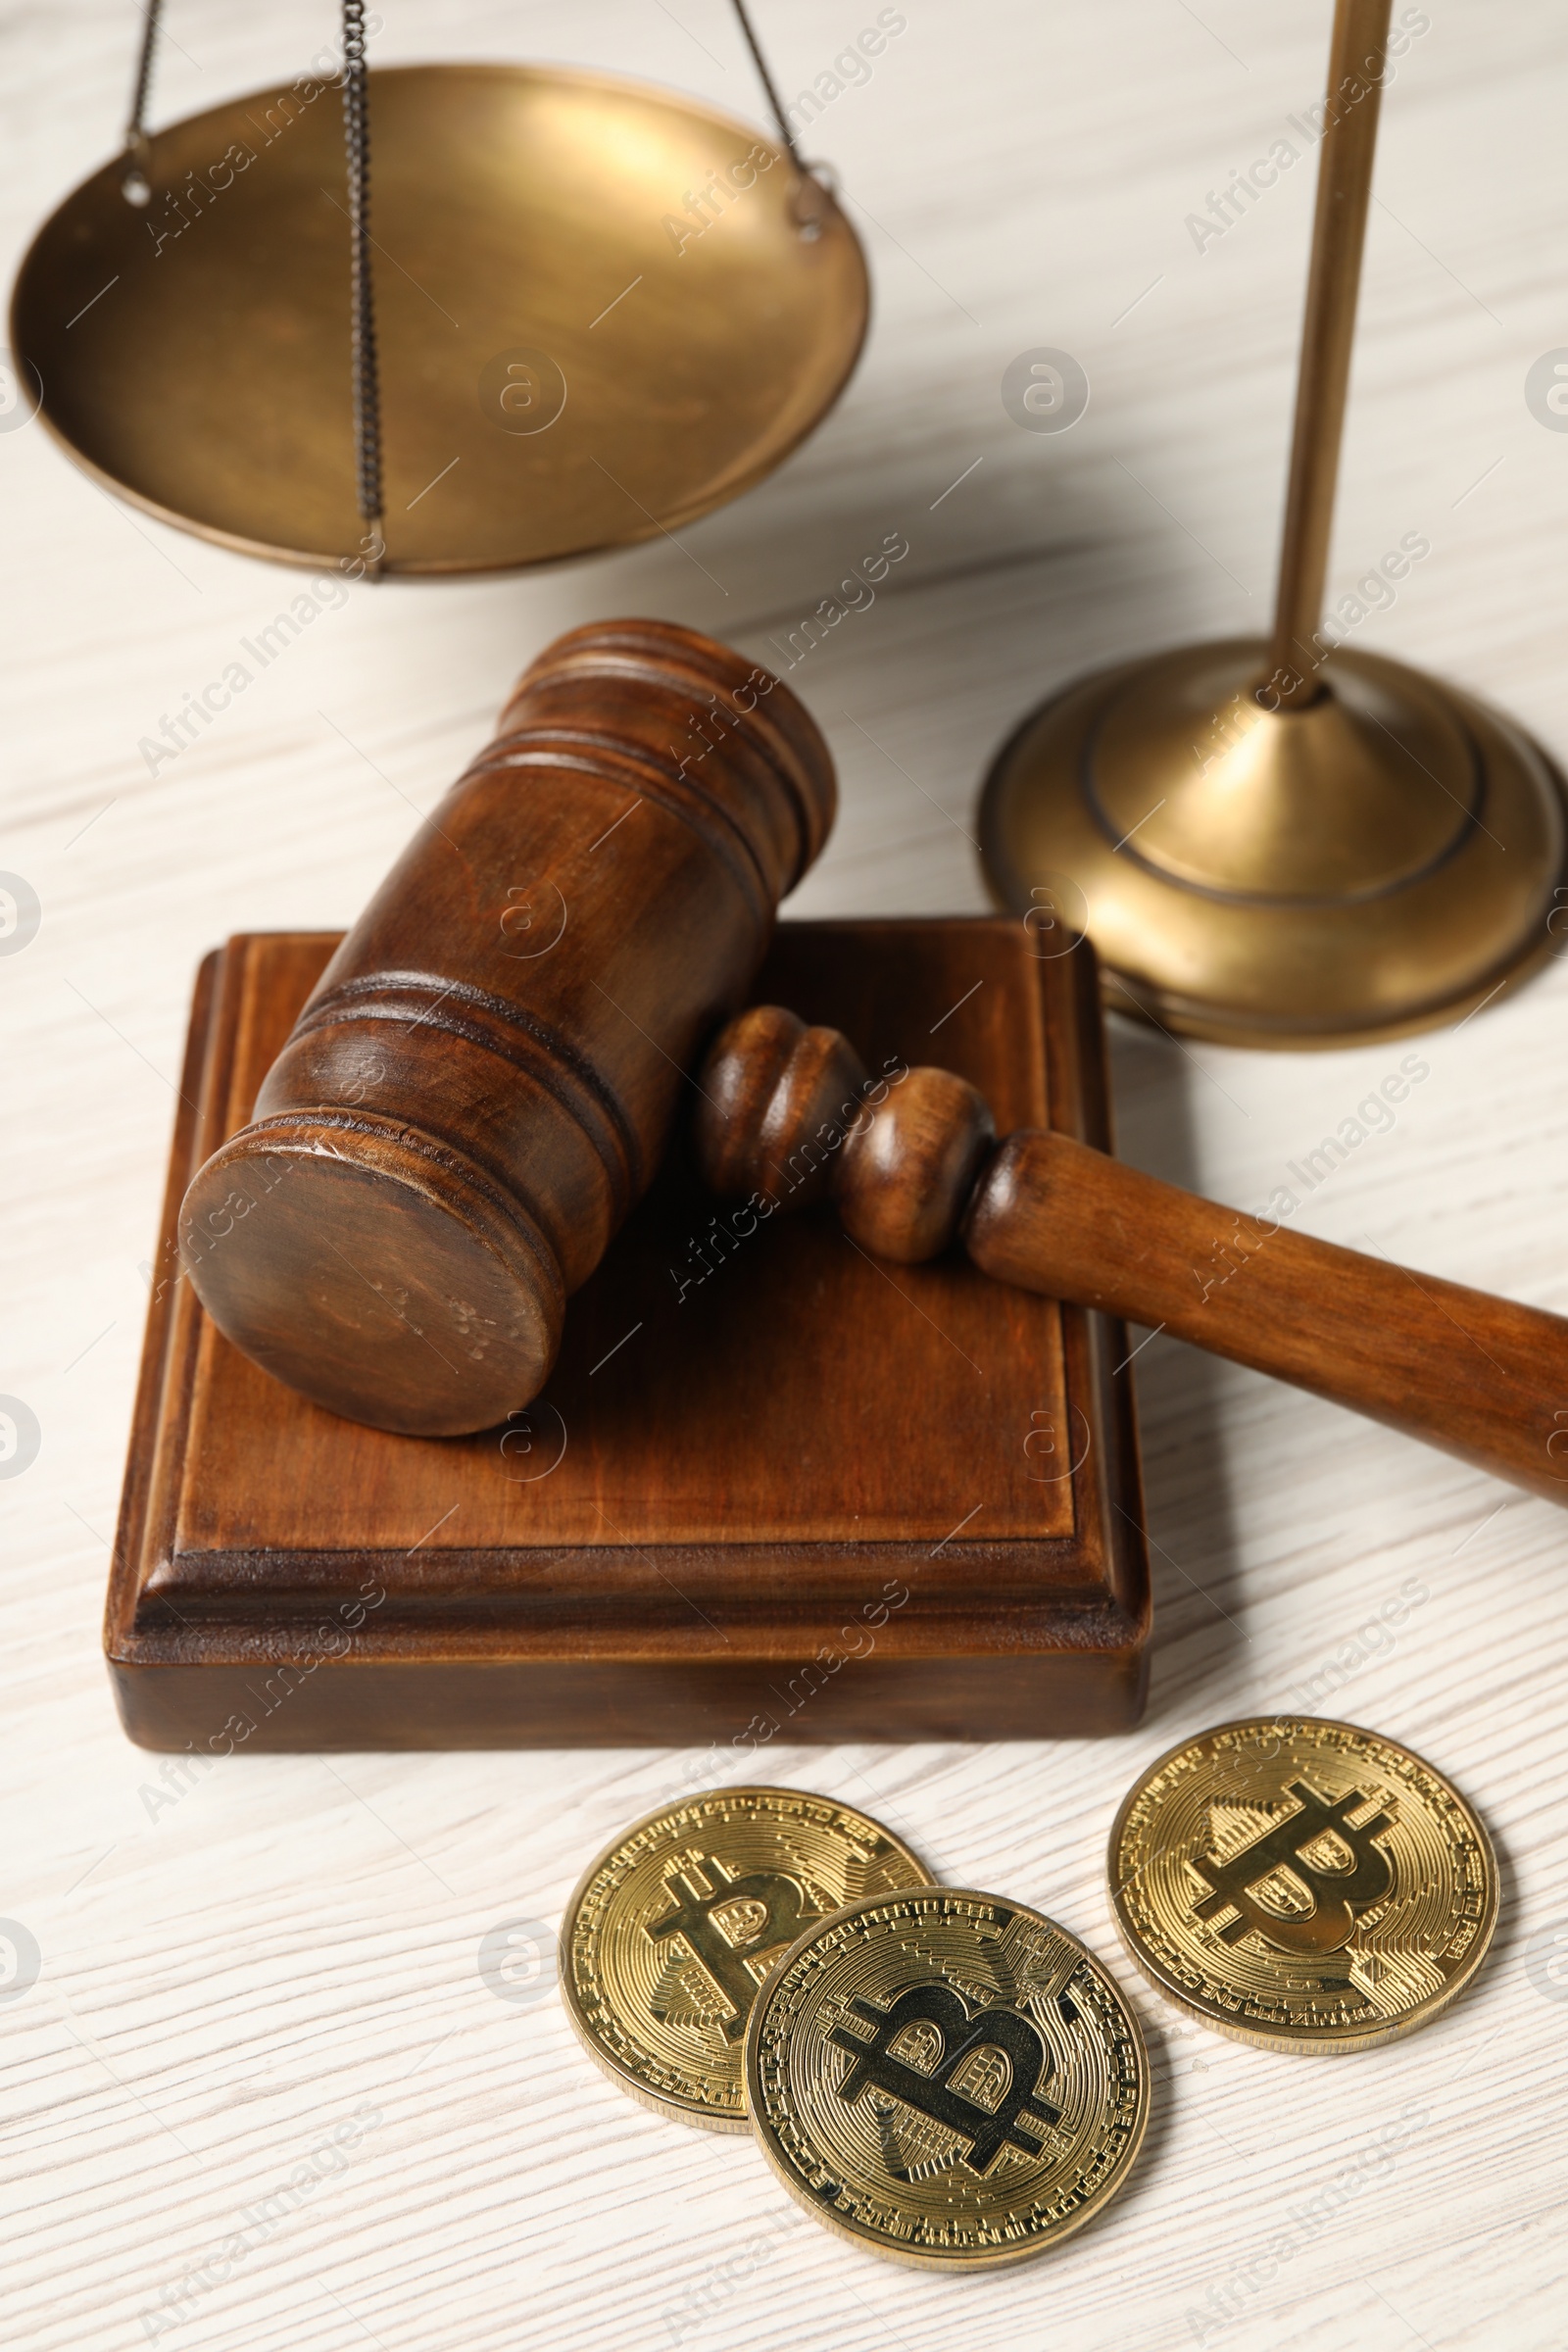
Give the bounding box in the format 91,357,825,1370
966,1130,1568,1504
696,1004,1568,1505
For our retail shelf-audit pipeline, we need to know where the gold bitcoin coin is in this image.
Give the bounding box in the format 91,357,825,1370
745,1887,1150,2268
561,1787,929,2132
1108,1716,1497,2053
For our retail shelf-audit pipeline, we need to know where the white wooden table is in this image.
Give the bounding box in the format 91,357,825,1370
3,3,1565,2344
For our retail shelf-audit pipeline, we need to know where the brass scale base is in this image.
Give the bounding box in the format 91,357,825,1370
979,640,1567,1049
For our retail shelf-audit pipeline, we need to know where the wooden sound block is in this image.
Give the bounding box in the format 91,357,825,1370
107,920,1150,1749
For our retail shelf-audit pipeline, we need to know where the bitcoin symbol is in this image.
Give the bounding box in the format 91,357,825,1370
647,1854,820,2041
828,1982,1060,2174
1189,1778,1396,1956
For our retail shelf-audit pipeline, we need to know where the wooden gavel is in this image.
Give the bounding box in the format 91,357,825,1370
182,617,1568,1500
181,618,838,1434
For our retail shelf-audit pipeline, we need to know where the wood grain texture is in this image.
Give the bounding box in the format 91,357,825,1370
6,4,1568,2349
108,919,1149,1747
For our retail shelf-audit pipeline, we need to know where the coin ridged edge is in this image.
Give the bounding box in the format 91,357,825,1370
560,1786,929,2133
743,1886,1152,2271
1105,1716,1500,2055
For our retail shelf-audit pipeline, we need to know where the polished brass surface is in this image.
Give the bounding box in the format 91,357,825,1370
1269,0,1392,707
11,65,868,574
1108,1718,1498,2053
980,639,1566,1045
978,0,1567,1044
745,1886,1150,2268
560,1788,928,2133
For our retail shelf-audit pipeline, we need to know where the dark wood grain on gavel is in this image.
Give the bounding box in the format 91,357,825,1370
696,1004,1568,1504
180,622,835,1435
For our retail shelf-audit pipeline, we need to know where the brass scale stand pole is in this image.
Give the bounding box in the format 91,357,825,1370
979,0,1565,1047
1268,0,1387,710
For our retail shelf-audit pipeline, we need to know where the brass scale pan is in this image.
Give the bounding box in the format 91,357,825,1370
11,62,869,575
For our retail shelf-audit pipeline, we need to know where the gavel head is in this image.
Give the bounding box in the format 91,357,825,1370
179,622,835,1436
695,1004,996,1264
